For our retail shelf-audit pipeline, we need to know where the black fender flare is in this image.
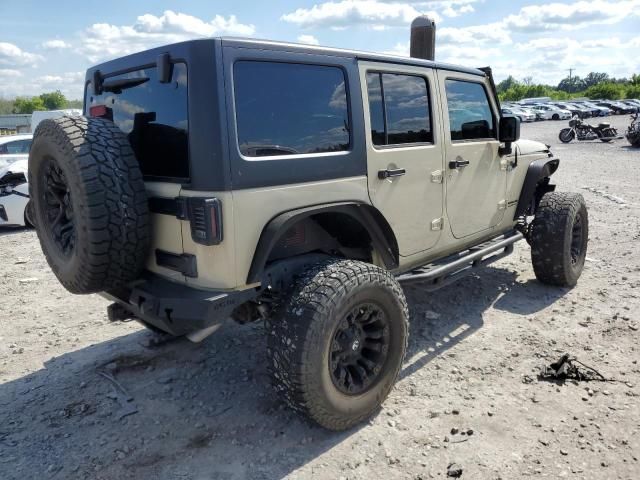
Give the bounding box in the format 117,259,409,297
247,202,399,284
513,157,560,219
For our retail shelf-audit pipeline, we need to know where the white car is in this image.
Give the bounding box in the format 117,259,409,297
0,159,32,227
0,134,32,169
528,104,571,121
501,107,536,122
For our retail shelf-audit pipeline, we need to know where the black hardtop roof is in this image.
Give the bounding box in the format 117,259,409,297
86,37,485,78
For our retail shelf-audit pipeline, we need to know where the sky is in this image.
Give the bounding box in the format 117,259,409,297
1,0,639,100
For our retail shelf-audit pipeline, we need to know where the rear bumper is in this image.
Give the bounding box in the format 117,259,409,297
101,273,258,336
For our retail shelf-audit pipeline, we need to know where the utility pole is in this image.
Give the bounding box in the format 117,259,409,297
568,68,574,81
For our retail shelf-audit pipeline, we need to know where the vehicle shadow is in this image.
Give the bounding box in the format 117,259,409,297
0,226,32,237
0,266,567,480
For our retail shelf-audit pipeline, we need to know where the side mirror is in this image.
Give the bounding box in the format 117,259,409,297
499,115,520,143
498,115,520,156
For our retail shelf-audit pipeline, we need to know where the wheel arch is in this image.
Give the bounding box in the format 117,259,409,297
246,202,399,284
513,157,560,220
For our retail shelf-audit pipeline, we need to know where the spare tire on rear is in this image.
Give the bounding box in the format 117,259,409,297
28,116,149,294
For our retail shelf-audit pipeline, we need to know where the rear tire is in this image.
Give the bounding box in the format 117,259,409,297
530,192,588,287
267,259,409,431
28,116,150,294
559,128,575,143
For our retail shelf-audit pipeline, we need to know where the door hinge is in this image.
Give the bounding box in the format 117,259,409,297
431,217,444,231
431,170,443,183
497,199,507,210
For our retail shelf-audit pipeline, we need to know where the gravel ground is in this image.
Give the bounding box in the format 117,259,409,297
1,115,639,480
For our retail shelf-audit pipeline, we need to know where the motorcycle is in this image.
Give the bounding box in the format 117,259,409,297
626,113,640,147
558,116,620,143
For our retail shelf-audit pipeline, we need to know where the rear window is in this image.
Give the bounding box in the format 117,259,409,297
233,61,350,157
87,63,189,180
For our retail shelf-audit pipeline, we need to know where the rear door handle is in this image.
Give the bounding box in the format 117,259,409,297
449,159,470,169
378,168,406,179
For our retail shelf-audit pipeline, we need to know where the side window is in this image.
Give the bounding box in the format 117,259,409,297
366,72,432,146
2,139,31,154
445,79,495,141
234,61,350,157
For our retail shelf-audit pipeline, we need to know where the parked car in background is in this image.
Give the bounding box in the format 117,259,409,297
528,104,571,120
595,100,635,114
0,158,31,227
578,101,611,117
555,102,592,119
0,133,32,169
572,101,605,117
501,106,536,122
618,100,640,113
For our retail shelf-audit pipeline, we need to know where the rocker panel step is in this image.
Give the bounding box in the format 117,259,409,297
396,231,524,290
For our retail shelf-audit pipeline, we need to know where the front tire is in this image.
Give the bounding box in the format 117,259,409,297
552,114,560,120
267,259,409,431
559,128,575,143
530,192,588,287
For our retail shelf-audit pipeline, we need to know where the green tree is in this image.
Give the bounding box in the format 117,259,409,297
626,84,640,99
13,96,46,114
585,82,624,100
583,72,609,88
39,90,67,110
496,75,519,94
630,74,640,86
557,76,586,93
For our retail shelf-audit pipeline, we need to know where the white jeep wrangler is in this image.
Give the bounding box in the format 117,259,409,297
29,18,588,430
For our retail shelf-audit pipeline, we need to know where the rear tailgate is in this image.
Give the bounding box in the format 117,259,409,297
85,60,190,283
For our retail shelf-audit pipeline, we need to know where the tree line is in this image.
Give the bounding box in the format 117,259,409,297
0,90,82,115
498,72,640,101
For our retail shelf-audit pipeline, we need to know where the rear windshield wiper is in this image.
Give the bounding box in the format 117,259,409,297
102,77,150,94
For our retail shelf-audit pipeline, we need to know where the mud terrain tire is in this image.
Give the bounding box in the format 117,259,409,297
267,259,409,430
29,116,149,294
530,192,588,287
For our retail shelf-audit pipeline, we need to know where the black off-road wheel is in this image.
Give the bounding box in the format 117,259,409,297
267,259,409,431
28,116,149,294
530,192,588,287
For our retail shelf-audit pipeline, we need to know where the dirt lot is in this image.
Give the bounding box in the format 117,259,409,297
1,116,639,480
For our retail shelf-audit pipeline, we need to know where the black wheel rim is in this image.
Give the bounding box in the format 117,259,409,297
570,213,584,265
329,303,390,395
43,158,75,257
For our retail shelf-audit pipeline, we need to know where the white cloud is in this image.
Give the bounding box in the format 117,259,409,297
42,39,71,49
442,3,474,17
80,10,255,62
0,71,84,99
281,1,441,29
505,0,640,32
297,34,320,45
0,42,43,67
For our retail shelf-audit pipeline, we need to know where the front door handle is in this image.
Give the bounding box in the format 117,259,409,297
449,159,470,169
378,168,406,179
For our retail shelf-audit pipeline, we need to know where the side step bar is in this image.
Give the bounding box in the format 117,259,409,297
396,231,524,290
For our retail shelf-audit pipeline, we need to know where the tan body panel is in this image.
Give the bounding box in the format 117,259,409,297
358,61,444,256
146,61,549,292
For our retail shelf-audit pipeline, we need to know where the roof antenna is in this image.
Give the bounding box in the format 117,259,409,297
410,16,436,61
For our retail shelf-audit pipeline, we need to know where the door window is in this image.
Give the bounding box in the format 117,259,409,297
0,139,31,154
234,61,350,157
445,79,495,141
366,72,432,146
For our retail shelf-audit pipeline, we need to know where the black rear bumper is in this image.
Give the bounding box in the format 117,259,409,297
101,274,258,336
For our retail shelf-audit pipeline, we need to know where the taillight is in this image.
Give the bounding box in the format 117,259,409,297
89,105,108,117
186,197,223,246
